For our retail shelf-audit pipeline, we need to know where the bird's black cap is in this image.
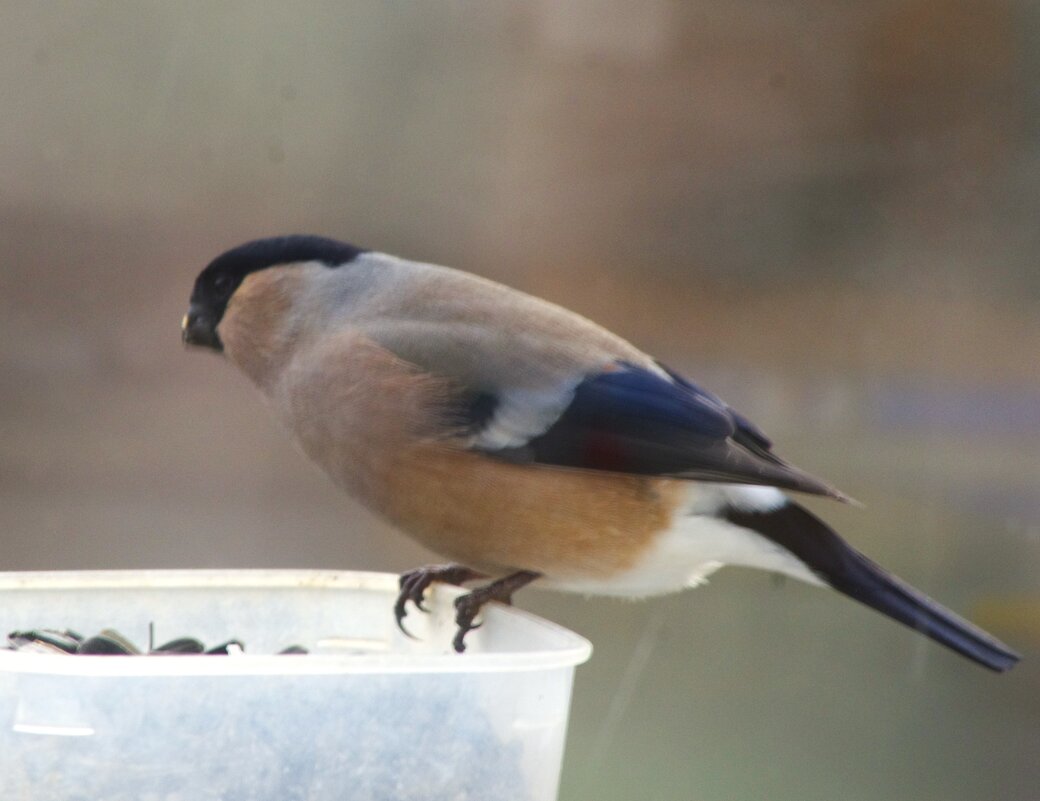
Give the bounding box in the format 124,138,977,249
200,235,367,285
183,235,366,351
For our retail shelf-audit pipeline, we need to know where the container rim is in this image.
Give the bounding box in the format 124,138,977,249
0,569,593,677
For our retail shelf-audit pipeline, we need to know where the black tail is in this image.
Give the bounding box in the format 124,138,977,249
724,502,1020,672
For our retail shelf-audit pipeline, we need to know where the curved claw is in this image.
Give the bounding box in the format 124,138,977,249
449,570,541,653
393,598,419,640
451,595,486,653
394,572,428,639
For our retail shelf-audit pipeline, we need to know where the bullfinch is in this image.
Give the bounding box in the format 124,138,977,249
182,234,1019,669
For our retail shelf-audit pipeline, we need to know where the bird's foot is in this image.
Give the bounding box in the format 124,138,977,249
452,570,541,653
395,564,484,638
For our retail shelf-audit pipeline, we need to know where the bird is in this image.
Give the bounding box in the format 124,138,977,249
182,234,1020,671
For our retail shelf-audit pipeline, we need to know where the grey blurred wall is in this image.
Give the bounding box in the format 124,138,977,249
1,3,1038,800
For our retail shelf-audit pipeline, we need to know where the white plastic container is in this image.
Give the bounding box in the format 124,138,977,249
0,570,591,801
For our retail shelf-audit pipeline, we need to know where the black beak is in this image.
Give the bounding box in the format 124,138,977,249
181,305,223,351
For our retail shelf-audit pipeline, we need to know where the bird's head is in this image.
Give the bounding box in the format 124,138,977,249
182,235,366,353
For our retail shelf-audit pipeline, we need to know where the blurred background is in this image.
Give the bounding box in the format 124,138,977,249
1,2,1038,798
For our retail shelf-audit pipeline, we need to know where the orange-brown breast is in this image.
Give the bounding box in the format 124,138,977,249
380,445,687,579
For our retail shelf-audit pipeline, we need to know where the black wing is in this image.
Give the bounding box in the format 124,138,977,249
470,361,849,501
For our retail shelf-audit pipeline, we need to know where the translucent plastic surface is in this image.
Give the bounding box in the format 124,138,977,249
0,570,591,801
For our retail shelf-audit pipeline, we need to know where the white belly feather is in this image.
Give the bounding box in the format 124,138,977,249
541,483,824,597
